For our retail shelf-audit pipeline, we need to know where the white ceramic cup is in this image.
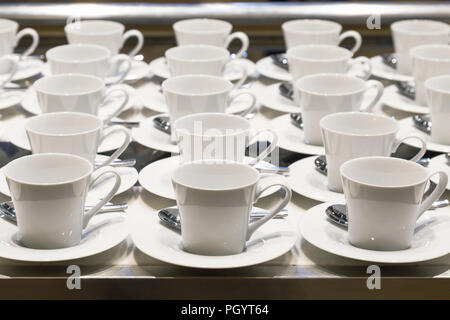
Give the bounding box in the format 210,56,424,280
286,44,372,82
282,19,362,53
65,19,144,57
0,19,39,58
33,74,129,122
172,160,291,255
0,55,18,88
46,44,132,84
295,74,384,146
411,44,450,105
25,112,131,167
162,75,257,141
3,153,121,249
165,45,248,88
321,112,427,193
391,19,449,75
173,18,249,59
425,75,450,145
341,156,448,251
174,113,278,165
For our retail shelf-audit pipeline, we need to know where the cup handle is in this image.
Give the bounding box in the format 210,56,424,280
82,166,121,228
101,88,130,123
224,60,248,89
122,29,144,57
225,31,249,59
349,56,372,80
0,57,18,88
391,135,427,162
360,80,384,112
227,89,257,117
15,28,39,58
246,128,278,166
96,125,131,167
246,175,291,240
109,54,132,84
338,30,362,54
417,171,448,219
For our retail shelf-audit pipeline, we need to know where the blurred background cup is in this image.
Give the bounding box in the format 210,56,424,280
25,112,131,167
341,157,447,251
321,112,427,192
0,18,39,59
174,113,277,165
172,160,291,255
282,19,362,53
295,74,384,146
165,44,248,88
0,55,18,88
411,44,450,105
46,44,132,84
391,19,449,75
33,74,129,122
162,75,257,142
173,18,249,59
425,74,450,145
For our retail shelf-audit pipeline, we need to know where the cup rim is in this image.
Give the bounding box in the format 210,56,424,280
340,156,429,189
320,112,399,137
0,19,18,32
25,112,102,137
165,44,230,62
410,44,450,62
3,153,93,186
287,44,352,62
295,73,365,96
391,19,450,35
65,19,125,35
173,18,232,34
162,74,232,96
425,74,450,94
174,112,250,138
172,159,259,192
282,19,342,34
46,44,111,63
33,73,105,96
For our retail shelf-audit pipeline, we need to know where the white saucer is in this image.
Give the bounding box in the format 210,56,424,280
131,206,298,269
0,55,43,83
382,85,429,114
428,154,450,190
131,115,178,153
148,56,256,82
397,118,450,153
21,84,138,118
269,114,324,155
0,154,138,197
370,55,414,82
300,202,450,264
3,119,128,153
0,211,127,262
287,156,344,203
256,56,292,82
0,90,24,110
139,156,279,200
136,81,254,115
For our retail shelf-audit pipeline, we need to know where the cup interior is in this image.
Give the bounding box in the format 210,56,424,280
25,112,102,136
174,19,231,33
33,74,104,95
174,113,249,136
172,161,259,190
282,19,341,34
296,74,364,95
0,19,17,33
165,45,229,61
162,75,232,95
425,74,450,94
341,157,428,188
4,153,92,185
46,44,110,62
287,44,351,61
411,44,450,61
320,112,398,136
391,19,449,34
66,20,124,34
